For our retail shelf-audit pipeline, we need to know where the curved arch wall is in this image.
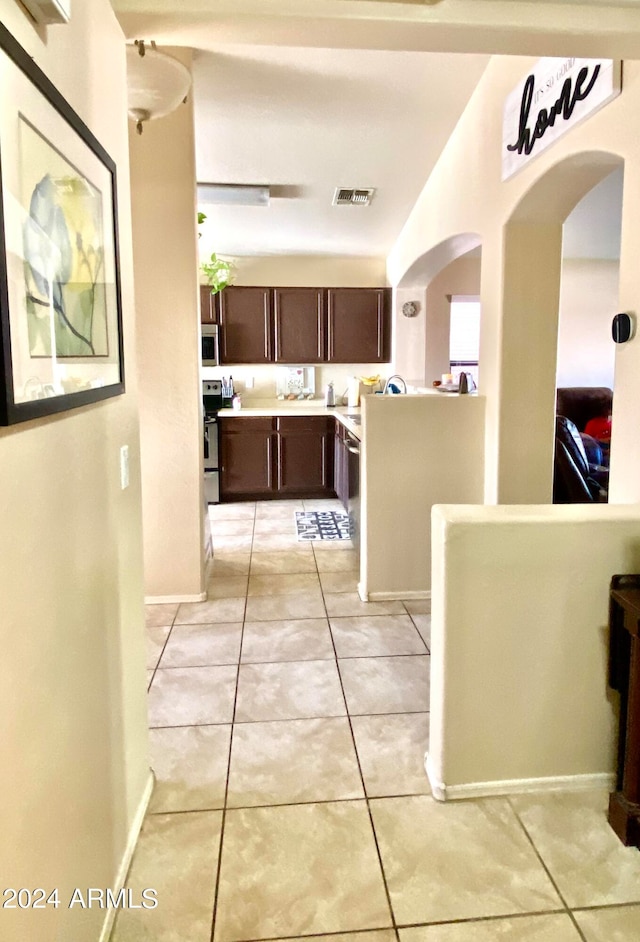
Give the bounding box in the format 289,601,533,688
388,55,637,504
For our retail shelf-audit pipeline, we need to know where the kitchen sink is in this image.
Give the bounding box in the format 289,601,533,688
345,414,362,425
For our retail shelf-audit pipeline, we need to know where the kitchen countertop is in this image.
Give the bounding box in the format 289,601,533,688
217,400,362,440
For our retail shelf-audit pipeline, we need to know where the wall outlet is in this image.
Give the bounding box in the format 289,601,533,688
245,376,254,389
120,445,130,490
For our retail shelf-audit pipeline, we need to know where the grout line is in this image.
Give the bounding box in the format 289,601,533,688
319,569,399,934
209,501,255,942
506,796,589,942
148,708,431,732
148,791,432,815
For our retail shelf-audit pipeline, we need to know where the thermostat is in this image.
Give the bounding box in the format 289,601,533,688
612,312,634,344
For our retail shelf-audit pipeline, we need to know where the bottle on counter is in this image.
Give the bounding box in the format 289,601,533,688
324,382,335,407
232,393,241,411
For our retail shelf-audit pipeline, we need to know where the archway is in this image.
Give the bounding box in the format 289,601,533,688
494,150,623,504
395,233,482,387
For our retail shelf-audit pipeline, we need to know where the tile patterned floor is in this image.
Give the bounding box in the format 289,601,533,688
113,499,640,942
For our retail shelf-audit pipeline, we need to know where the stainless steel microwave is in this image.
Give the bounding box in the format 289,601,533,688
201,324,220,366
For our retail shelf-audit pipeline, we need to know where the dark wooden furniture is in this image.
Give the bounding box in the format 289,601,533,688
608,574,640,849
219,417,275,499
218,286,272,364
215,285,391,365
220,415,335,500
276,416,334,496
327,287,390,363
273,288,325,363
200,285,217,324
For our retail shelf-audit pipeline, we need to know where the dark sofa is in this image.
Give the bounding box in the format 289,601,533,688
556,386,613,433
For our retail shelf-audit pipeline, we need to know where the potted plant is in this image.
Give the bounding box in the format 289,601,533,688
198,212,236,294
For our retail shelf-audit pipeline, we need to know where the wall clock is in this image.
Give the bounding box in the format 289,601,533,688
402,301,419,318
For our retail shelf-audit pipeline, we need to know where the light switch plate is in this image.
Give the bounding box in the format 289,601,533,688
20,0,71,25
120,445,129,490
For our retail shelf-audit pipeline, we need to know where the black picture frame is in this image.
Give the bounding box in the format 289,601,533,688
0,22,125,425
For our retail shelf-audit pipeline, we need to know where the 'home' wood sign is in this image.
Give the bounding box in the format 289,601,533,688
502,57,621,181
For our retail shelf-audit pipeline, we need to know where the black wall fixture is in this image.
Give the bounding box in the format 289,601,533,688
612,312,634,344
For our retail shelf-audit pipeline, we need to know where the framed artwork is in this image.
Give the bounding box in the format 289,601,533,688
0,22,124,425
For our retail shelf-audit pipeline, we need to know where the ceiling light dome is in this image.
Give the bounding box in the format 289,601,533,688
126,40,192,135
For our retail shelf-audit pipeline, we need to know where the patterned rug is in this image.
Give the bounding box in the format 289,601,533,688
295,511,351,541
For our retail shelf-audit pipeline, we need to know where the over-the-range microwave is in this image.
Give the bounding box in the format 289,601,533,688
202,324,220,366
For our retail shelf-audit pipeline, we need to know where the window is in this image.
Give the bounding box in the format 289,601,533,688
449,296,480,385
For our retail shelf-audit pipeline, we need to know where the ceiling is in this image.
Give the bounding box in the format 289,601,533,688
112,0,632,263
192,44,489,258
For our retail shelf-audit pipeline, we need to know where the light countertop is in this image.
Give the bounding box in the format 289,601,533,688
217,400,362,439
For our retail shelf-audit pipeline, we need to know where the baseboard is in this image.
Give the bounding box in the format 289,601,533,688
98,769,154,942
144,592,207,604
358,588,431,602
425,752,615,801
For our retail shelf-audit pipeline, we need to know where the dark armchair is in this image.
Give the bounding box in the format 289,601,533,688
553,415,608,503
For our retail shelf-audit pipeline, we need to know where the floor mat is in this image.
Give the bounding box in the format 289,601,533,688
295,511,351,541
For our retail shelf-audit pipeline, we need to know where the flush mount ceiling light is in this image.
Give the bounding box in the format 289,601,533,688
333,188,375,206
126,40,192,135
197,183,271,206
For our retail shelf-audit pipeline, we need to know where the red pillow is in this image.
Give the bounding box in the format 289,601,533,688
584,416,612,441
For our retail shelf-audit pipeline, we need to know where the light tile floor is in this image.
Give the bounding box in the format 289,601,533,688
115,499,640,942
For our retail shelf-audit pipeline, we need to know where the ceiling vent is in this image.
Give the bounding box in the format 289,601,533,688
333,188,375,206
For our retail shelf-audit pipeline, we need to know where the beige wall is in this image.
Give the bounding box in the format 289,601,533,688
429,504,640,797
385,53,640,795
0,2,149,940
130,51,205,601
361,393,485,598
424,255,481,386
557,258,618,389
230,253,387,287
387,54,640,505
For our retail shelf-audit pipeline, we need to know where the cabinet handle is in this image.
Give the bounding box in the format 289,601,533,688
264,293,271,361
266,435,273,488
327,297,333,360
377,292,383,359
318,294,323,359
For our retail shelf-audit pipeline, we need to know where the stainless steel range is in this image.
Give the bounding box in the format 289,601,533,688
203,380,223,504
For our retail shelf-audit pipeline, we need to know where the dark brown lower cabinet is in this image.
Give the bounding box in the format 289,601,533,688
277,416,334,497
219,415,335,500
219,417,275,499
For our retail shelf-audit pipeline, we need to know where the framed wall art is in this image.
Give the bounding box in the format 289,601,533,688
0,22,125,425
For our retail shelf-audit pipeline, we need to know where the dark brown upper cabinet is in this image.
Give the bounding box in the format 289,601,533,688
200,284,217,324
326,287,391,363
216,285,391,365
218,286,272,364
273,287,326,363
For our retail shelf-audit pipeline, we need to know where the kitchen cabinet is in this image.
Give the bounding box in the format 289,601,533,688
327,287,391,363
218,286,272,364
216,285,391,364
277,416,334,497
219,415,335,500
273,287,325,363
219,417,275,499
200,285,217,324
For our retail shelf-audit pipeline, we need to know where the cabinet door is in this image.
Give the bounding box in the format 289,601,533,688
219,287,272,364
200,285,217,324
273,288,325,363
220,417,275,499
327,288,391,363
277,416,334,497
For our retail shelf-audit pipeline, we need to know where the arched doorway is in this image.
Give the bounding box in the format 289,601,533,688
493,151,623,504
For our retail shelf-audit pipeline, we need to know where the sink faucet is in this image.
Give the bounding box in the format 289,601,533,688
383,374,407,394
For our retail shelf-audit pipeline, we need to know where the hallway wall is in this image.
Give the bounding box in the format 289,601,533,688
0,3,149,940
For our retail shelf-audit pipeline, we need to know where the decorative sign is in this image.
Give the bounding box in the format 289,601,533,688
502,57,621,181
